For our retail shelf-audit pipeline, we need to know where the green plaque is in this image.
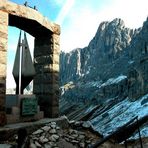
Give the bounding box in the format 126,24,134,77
21,97,38,116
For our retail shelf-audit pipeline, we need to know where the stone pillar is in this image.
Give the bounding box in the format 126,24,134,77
0,11,8,126
34,33,60,117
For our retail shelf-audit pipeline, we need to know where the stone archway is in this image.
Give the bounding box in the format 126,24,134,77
0,0,60,125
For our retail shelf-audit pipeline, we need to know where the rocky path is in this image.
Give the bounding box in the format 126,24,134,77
1,119,148,148
0,120,123,148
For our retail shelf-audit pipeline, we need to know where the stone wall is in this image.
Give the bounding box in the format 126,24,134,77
33,33,60,117
0,0,60,125
0,11,8,126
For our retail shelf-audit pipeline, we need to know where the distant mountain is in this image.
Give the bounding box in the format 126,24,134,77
59,18,148,139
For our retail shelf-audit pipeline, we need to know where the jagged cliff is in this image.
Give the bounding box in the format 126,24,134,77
60,18,147,102
60,18,136,83
60,18,148,139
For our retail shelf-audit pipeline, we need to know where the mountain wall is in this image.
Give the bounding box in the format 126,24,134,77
60,18,148,103
59,18,148,139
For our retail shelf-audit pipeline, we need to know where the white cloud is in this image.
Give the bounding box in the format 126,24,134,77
60,7,100,52
55,0,75,25
60,0,148,52
98,0,148,28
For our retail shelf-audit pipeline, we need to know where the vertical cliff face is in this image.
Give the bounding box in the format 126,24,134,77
60,18,148,103
59,18,148,139
127,18,148,99
60,49,82,84
60,18,139,85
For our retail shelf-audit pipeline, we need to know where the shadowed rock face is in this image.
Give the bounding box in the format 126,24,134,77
60,17,148,102
60,18,148,139
60,18,136,84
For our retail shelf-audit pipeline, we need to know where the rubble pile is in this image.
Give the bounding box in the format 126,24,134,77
1,119,148,148
29,122,60,148
63,129,95,148
29,121,99,148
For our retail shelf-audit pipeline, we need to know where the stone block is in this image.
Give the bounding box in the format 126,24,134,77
34,62,60,75
50,43,60,54
0,24,8,33
0,31,7,39
34,55,51,64
52,24,60,35
34,54,59,65
52,34,60,45
43,64,59,73
0,11,8,25
34,44,60,57
34,72,59,85
0,51,7,64
37,94,59,105
0,64,6,76
0,43,7,52
34,45,51,57
36,94,59,117
0,76,6,86
52,54,59,64
0,37,7,51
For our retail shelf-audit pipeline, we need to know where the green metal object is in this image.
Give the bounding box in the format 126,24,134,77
21,97,38,116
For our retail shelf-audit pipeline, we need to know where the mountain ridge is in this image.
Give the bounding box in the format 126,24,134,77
59,17,148,138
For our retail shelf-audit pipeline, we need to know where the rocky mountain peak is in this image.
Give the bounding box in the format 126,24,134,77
60,18,148,141
89,18,133,58
60,17,147,87
111,18,125,27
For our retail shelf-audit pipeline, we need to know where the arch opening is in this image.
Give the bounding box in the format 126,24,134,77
6,26,35,94
0,0,60,126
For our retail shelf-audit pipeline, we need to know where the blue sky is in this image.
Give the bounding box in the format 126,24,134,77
7,0,148,88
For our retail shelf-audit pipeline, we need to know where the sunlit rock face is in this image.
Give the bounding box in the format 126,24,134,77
60,18,148,139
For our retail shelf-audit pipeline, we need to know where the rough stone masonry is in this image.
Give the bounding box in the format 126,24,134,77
0,0,60,126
